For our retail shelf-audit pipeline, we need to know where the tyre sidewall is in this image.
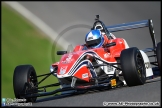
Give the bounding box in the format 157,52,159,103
156,42,161,72
120,47,146,86
13,65,37,102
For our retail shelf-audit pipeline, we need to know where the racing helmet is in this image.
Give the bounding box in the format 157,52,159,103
85,29,104,48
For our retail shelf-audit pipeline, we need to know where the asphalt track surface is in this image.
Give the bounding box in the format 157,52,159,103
18,2,160,106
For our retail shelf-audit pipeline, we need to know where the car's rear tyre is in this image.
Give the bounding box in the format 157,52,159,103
156,42,161,72
13,65,38,102
120,47,146,86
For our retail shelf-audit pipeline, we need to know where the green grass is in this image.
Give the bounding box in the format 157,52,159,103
2,3,62,99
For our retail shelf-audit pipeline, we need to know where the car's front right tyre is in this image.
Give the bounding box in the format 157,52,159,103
13,65,38,102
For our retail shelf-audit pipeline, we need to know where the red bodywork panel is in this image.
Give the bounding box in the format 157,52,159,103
52,38,126,82
73,38,126,62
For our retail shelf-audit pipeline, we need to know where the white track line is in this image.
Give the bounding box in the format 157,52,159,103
4,1,69,50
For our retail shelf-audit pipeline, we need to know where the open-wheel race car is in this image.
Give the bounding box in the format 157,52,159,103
13,15,161,102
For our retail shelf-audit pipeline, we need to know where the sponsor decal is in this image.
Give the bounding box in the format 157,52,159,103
88,37,93,40
62,54,73,64
60,66,68,75
87,32,95,41
107,65,113,72
145,62,151,69
82,73,88,79
104,53,110,58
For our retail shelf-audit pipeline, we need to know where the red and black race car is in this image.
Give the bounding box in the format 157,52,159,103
13,15,161,102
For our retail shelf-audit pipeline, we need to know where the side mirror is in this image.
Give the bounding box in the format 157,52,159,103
106,42,116,47
57,51,67,55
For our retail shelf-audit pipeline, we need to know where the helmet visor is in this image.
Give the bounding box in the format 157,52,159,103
86,37,101,48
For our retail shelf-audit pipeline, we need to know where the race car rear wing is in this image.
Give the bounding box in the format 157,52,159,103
106,19,157,50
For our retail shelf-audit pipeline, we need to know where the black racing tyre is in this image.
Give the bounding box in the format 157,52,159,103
156,42,161,72
13,65,38,102
120,47,146,86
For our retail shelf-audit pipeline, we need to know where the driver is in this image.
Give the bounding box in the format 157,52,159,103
84,29,109,49
83,23,113,49
73,23,116,51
